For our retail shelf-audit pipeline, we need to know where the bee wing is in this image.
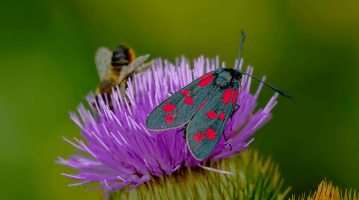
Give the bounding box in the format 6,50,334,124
117,54,150,85
133,61,153,75
95,47,112,81
146,70,223,130
186,83,240,160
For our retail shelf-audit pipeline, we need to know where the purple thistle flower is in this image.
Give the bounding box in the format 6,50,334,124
56,55,280,195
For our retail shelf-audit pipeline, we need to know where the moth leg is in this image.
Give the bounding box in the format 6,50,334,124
177,127,185,132
167,87,173,95
177,127,186,139
230,104,241,118
222,132,232,151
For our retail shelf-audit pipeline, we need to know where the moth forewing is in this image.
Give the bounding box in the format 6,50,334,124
145,71,221,131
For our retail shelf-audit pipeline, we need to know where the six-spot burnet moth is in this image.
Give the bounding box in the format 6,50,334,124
146,31,292,160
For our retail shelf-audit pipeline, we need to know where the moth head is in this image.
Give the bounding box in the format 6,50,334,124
216,71,233,87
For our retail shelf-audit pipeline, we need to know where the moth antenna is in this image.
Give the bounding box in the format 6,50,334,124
241,72,292,98
236,31,291,98
237,30,245,70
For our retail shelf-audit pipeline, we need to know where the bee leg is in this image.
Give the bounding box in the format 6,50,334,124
222,132,232,151
230,104,241,118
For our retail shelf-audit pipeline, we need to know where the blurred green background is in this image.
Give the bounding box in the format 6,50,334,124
1,0,358,199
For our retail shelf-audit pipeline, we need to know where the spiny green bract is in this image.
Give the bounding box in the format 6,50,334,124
107,149,291,200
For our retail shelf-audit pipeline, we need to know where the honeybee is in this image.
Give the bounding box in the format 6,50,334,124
94,44,151,99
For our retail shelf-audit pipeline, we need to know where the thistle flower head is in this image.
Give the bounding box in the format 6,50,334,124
56,55,281,195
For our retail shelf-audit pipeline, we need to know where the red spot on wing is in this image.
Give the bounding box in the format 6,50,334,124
184,96,194,105
206,111,217,120
181,89,189,96
194,133,204,141
232,90,239,103
162,103,175,112
197,100,207,112
222,88,233,104
165,115,174,124
198,75,214,87
205,128,216,140
199,72,211,80
218,113,226,120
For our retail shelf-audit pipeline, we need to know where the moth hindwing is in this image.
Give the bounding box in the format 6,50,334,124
186,82,240,160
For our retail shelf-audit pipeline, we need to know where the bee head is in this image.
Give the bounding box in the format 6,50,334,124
112,45,136,66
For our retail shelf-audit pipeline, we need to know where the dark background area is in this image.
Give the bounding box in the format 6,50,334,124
1,0,358,199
